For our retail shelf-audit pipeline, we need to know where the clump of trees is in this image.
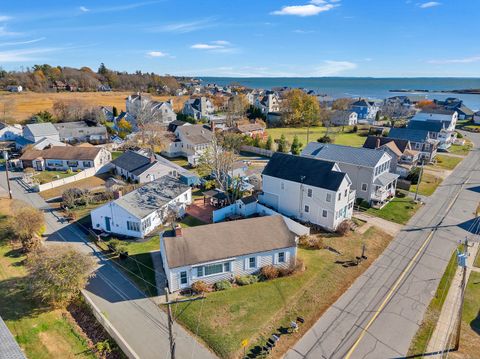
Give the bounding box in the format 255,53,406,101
27,246,95,307
9,203,45,253
281,89,326,127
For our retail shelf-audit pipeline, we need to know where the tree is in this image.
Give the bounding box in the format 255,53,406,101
117,118,132,133
375,111,381,122
277,134,288,153
226,94,249,126
198,135,242,204
30,110,55,123
281,89,322,128
112,106,118,117
27,246,95,308
265,135,273,151
290,135,302,155
10,204,45,252
98,63,108,75
130,100,169,152
332,98,353,111
219,132,245,153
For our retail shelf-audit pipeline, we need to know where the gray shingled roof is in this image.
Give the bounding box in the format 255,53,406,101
24,123,58,137
115,176,190,219
112,150,156,176
177,124,212,145
388,128,431,143
301,143,388,168
0,316,26,359
163,216,296,268
407,120,446,132
374,172,399,186
262,152,347,191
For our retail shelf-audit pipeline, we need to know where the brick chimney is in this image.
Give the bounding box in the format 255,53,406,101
174,224,182,237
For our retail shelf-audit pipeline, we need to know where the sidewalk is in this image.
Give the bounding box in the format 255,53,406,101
426,242,479,356
353,211,403,236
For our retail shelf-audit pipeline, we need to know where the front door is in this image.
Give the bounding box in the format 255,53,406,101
105,217,111,232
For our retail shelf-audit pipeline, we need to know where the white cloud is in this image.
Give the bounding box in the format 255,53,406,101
0,47,58,62
428,56,480,64
190,40,237,53
0,15,11,22
0,26,21,37
293,29,315,34
211,40,230,45
147,51,168,57
151,19,214,34
191,43,222,50
272,1,339,16
313,60,357,76
418,2,441,8
0,37,46,47
79,6,90,12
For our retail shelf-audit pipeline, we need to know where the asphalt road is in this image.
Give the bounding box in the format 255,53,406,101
285,132,480,359
0,170,216,359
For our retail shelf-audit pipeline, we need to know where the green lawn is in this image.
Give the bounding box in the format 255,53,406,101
0,208,94,359
171,228,393,358
449,141,473,156
366,196,421,224
474,249,480,268
111,151,123,160
165,156,189,168
34,170,76,184
180,215,206,227
408,248,459,356
410,172,442,196
432,154,463,170
456,271,480,356
266,126,367,149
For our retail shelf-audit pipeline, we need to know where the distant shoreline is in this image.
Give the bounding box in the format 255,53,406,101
390,89,480,95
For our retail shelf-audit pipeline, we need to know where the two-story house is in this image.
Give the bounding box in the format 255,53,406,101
163,124,213,166
388,128,439,162
254,93,280,115
125,93,177,125
407,120,455,150
259,152,355,231
350,99,380,123
301,143,398,208
411,109,458,130
329,110,358,126
54,121,108,144
182,97,215,120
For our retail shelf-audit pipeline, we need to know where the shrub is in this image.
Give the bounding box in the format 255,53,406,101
352,125,358,133
235,275,258,286
456,131,463,139
62,188,90,208
407,167,421,185
298,235,324,249
66,168,73,175
336,220,351,235
260,265,279,280
108,239,128,254
9,203,45,253
191,280,210,294
317,135,333,143
214,280,232,291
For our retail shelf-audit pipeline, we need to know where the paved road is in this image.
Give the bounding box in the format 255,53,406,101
286,132,480,359
0,171,216,359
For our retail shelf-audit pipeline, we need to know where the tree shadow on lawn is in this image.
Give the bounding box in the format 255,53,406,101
0,276,50,322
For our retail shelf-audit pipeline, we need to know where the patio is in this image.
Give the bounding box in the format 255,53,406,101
186,198,216,223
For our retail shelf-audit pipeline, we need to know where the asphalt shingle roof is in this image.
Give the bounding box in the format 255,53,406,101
301,143,387,168
363,135,411,153
262,152,346,191
407,120,445,132
388,128,431,143
0,316,26,359
24,123,58,137
112,150,156,176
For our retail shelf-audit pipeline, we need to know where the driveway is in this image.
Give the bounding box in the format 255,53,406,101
286,132,480,359
0,171,216,359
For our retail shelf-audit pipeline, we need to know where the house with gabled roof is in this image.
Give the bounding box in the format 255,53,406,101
329,110,358,126
407,119,456,150
160,215,297,292
163,124,213,166
182,97,214,120
260,152,355,230
23,123,60,143
388,127,438,162
301,143,398,208
91,175,192,238
411,108,458,130
350,98,380,123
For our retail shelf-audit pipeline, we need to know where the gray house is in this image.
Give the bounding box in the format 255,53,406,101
301,143,398,208
22,123,60,143
182,97,214,120
388,128,438,162
54,121,108,144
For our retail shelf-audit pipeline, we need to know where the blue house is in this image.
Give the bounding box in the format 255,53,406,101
350,99,380,123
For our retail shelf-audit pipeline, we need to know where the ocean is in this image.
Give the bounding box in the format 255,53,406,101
200,77,480,111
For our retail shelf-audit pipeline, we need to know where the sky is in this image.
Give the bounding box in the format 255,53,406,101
0,0,479,77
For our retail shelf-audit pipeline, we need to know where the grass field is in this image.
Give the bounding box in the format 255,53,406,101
411,172,443,196
0,91,188,123
366,195,421,224
266,126,367,149
408,248,459,356
433,154,463,170
34,170,76,185
39,174,107,200
0,199,94,359
449,141,473,156
171,227,392,358
451,271,480,358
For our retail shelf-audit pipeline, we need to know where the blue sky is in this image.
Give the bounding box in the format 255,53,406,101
0,0,479,77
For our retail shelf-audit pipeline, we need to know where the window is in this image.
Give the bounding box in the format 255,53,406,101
322,210,327,218
281,182,284,190
361,183,368,191
205,263,224,276
304,205,310,213
67,160,78,167
307,188,312,197
326,193,331,202
278,252,285,263
142,217,151,231
249,257,256,269
127,221,140,232
180,271,187,285
224,262,231,272
345,189,348,197
338,192,341,201
83,161,92,167
196,267,204,277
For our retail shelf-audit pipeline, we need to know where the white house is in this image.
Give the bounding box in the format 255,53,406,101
23,123,60,143
111,150,178,183
54,121,108,144
163,124,213,166
91,176,192,238
329,110,358,126
259,153,355,231
6,85,22,92
160,215,297,292
411,109,458,131
182,97,215,120
254,93,280,115
125,93,177,125
474,111,480,125
301,143,398,208
0,123,22,141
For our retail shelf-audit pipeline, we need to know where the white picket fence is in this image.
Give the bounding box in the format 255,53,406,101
34,167,98,192
240,145,273,158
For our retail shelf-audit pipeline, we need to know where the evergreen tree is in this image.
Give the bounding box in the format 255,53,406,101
277,134,288,153
98,63,108,75
290,135,302,155
112,106,118,117
265,135,273,151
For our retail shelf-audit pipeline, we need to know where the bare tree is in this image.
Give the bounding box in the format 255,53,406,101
226,94,249,127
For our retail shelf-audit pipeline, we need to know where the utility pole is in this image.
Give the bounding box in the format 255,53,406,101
3,151,12,199
414,158,425,202
454,237,469,350
164,288,205,359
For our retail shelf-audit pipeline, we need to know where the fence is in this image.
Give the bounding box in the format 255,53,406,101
240,145,274,158
35,167,97,192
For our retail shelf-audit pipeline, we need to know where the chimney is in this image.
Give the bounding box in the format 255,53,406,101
376,138,380,149
174,224,182,237
113,190,122,199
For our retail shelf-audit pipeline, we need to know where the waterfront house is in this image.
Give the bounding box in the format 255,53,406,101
91,176,192,238
329,110,358,126
259,152,355,230
301,143,398,208
160,215,297,292
350,99,380,123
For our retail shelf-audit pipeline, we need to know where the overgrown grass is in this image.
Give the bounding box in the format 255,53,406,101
433,154,463,170
0,202,94,359
171,228,393,358
410,172,443,196
408,248,459,356
366,196,421,224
